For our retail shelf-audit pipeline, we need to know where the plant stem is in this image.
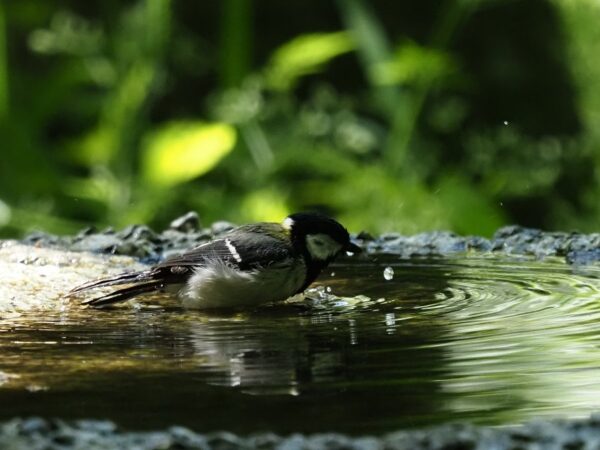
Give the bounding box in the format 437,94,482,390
0,1,8,119
220,0,253,88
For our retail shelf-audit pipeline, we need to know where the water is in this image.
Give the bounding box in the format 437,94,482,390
383,266,394,280
2,254,600,434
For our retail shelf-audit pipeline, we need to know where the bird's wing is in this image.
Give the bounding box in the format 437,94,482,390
73,224,296,308
156,223,295,271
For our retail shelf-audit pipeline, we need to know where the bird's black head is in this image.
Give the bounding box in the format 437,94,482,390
283,212,360,262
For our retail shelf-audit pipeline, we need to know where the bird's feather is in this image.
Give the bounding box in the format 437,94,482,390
156,224,294,271
81,281,164,307
70,223,298,308
68,270,155,294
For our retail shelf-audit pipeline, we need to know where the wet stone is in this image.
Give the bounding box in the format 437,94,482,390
211,221,236,235
170,211,201,232
380,232,402,241
246,432,281,449
351,436,381,450
169,426,210,449
206,431,244,449
465,236,492,252
18,417,50,435
492,225,540,241
305,433,356,450
75,226,97,238
52,432,75,446
117,224,158,242
18,213,600,265
276,434,305,450
5,416,600,450
355,230,375,241
22,231,69,248
71,234,124,254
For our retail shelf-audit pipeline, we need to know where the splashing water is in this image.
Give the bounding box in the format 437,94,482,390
383,266,394,280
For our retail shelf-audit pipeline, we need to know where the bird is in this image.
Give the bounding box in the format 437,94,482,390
69,212,360,309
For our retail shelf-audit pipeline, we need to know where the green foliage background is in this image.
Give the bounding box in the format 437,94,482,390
1,0,599,236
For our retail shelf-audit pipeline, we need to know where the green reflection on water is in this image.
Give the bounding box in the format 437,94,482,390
2,255,600,434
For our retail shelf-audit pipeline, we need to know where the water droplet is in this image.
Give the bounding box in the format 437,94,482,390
385,313,396,327
326,286,332,293
383,266,394,281
330,272,335,277
503,120,509,126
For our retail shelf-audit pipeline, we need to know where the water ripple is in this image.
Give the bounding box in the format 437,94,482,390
3,255,600,431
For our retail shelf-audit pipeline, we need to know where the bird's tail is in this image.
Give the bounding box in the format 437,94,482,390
68,270,163,308
69,270,154,294
81,281,164,307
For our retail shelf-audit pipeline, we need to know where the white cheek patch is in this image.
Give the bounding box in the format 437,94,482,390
306,234,342,261
282,217,294,230
225,238,242,263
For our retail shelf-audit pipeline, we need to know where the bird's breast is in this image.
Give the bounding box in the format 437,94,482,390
180,258,306,309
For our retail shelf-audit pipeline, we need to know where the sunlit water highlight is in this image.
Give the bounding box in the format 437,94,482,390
2,255,600,434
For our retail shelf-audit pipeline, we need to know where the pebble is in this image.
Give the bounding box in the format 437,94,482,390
211,221,236,235
170,211,201,232
4,416,600,449
19,213,600,266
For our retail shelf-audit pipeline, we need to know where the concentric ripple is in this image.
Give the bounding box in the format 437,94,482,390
2,255,600,433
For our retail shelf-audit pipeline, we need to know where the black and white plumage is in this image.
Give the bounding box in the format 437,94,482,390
69,212,360,309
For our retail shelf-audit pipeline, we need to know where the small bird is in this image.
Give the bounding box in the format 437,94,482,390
70,212,360,309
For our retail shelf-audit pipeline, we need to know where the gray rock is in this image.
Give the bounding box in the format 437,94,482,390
170,212,201,232
211,221,236,235
0,241,148,312
19,213,600,266
566,249,600,265
17,417,50,435
71,234,123,254
5,415,600,450
117,224,158,242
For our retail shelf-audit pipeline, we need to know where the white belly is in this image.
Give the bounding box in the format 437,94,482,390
179,259,306,309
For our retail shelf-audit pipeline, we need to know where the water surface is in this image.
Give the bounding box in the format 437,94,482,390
2,255,600,434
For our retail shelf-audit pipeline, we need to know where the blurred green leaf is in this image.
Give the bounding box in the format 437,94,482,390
241,188,290,223
265,31,355,91
373,41,456,86
69,62,157,167
301,164,451,234
555,0,600,138
337,0,400,113
27,11,103,56
142,121,237,186
7,205,84,235
0,198,11,227
2,0,597,238
0,1,8,119
337,0,416,172
63,166,122,205
464,128,563,197
436,175,506,236
219,0,252,88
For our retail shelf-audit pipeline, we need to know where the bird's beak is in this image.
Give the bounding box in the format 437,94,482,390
346,241,362,255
